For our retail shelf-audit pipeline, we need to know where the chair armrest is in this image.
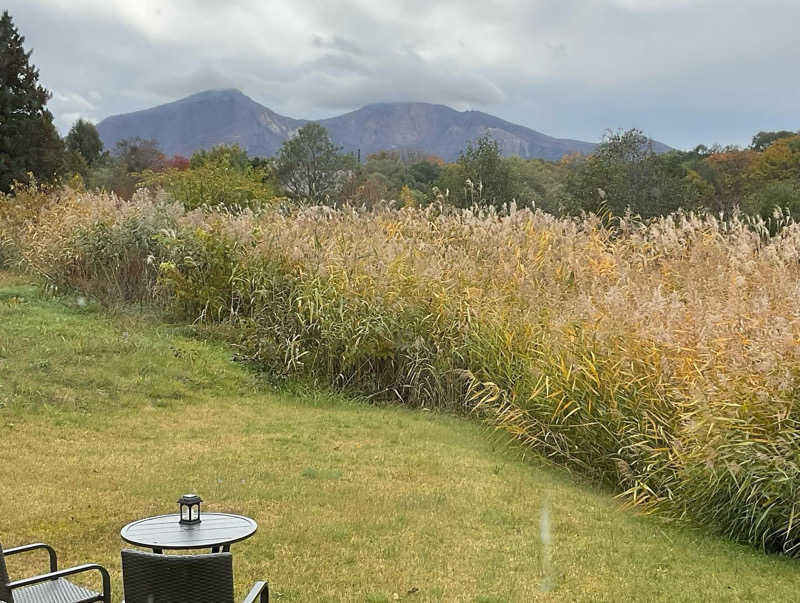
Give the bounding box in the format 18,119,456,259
242,580,269,603
3,542,58,573
8,563,111,600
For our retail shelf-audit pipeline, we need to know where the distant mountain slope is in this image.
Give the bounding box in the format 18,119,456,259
97,89,305,158
318,102,600,161
96,90,670,161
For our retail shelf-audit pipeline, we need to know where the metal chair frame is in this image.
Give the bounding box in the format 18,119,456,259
1,541,110,603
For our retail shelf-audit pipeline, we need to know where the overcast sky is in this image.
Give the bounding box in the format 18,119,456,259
6,0,800,150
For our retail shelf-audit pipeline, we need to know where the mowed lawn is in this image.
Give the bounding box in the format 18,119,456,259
0,272,798,602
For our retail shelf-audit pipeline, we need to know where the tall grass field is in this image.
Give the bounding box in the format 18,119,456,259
3,270,799,601
3,185,800,557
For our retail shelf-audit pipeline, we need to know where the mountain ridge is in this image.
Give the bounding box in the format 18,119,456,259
96,89,670,162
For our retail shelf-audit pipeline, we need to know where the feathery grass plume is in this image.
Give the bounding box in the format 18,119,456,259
8,185,800,555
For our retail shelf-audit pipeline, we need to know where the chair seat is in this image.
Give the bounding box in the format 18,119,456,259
11,577,100,603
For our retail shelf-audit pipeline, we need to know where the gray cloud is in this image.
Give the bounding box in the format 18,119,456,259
312,35,364,57
146,68,241,101
6,0,800,149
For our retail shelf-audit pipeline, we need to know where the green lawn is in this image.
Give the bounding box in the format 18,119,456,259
0,271,798,602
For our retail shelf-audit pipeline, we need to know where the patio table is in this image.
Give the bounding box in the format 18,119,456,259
120,512,257,554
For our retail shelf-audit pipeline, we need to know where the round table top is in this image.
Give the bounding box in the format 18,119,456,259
120,512,257,550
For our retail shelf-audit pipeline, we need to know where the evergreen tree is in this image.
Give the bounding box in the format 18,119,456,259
65,118,103,167
0,10,64,192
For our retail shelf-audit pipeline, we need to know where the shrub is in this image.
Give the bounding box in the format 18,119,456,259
745,179,800,222
138,146,275,211
21,188,178,302
0,179,61,267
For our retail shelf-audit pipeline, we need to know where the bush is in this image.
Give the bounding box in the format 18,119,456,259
745,179,800,221
21,188,178,302
138,145,276,211
0,179,61,267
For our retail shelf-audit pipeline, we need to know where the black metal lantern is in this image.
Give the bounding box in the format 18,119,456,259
178,493,202,525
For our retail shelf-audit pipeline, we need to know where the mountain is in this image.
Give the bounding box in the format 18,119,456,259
318,102,601,161
97,89,305,158
96,90,669,162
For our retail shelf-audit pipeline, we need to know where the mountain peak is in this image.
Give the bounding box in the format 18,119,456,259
178,89,247,102
97,89,303,157
359,101,452,110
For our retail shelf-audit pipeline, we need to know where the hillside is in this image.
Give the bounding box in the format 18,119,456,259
317,102,599,160
96,89,305,158
97,90,670,161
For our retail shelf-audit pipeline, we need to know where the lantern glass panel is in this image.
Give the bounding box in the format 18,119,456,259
190,505,198,521
181,505,190,521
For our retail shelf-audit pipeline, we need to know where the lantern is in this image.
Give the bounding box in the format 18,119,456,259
178,493,202,525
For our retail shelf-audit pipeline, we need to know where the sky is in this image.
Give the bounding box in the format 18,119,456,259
6,0,800,150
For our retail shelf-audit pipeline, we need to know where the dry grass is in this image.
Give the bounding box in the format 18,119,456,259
6,187,800,555
1,274,799,601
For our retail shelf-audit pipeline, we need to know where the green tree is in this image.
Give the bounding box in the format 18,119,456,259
0,10,64,192
745,179,800,222
65,118,103,167
453,135,516,208
64,118,104,181
353,151,441,203
504,156,570,213
63,148,89,181
190,144,250,171
750,130,796,152
276,123,351,204
566,128,694,217
408,158,442,189
249,155,276,184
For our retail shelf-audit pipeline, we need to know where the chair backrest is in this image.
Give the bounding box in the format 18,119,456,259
0,542,14,603
121,549,234,603
0,541,14,603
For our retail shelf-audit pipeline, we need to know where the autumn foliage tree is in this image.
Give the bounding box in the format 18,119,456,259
699,150,757,214
746,135,800,182
750,130,797,152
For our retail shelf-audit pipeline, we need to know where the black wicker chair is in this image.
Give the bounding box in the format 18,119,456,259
0,541,111,603
121,549,268,603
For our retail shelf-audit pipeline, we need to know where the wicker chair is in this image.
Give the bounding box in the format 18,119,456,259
0,541,111,603
121,549,268,603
